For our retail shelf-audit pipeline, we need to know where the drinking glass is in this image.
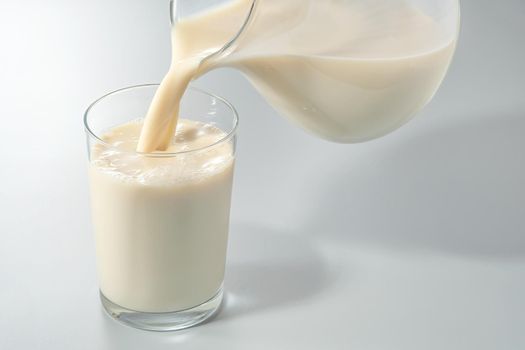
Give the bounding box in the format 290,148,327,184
84,84,238,331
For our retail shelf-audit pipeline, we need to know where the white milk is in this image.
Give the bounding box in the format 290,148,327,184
90,0,457,313
90,119,234,312
137,0,457,151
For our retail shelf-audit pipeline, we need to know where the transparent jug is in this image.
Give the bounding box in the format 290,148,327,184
171,0,460,142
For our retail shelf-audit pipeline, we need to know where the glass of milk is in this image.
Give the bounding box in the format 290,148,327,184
84,84,238,331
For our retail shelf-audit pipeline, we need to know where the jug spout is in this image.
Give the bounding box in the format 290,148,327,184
170,0,256,68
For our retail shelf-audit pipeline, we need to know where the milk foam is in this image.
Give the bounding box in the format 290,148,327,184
93,119,234,186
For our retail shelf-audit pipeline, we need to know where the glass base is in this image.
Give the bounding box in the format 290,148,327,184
100,287,223,332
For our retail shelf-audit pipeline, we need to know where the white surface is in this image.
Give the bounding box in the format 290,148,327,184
0,0,524,349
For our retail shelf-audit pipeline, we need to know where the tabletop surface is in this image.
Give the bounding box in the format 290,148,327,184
1,0,524,349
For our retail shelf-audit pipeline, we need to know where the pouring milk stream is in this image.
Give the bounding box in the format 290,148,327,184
137,0,458,152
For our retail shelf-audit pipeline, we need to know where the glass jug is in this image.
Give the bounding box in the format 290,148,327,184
170,0,460,143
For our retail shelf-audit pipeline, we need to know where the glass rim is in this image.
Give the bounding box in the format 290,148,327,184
83,84,239,157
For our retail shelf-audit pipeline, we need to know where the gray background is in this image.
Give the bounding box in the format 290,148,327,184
0,0,524,349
